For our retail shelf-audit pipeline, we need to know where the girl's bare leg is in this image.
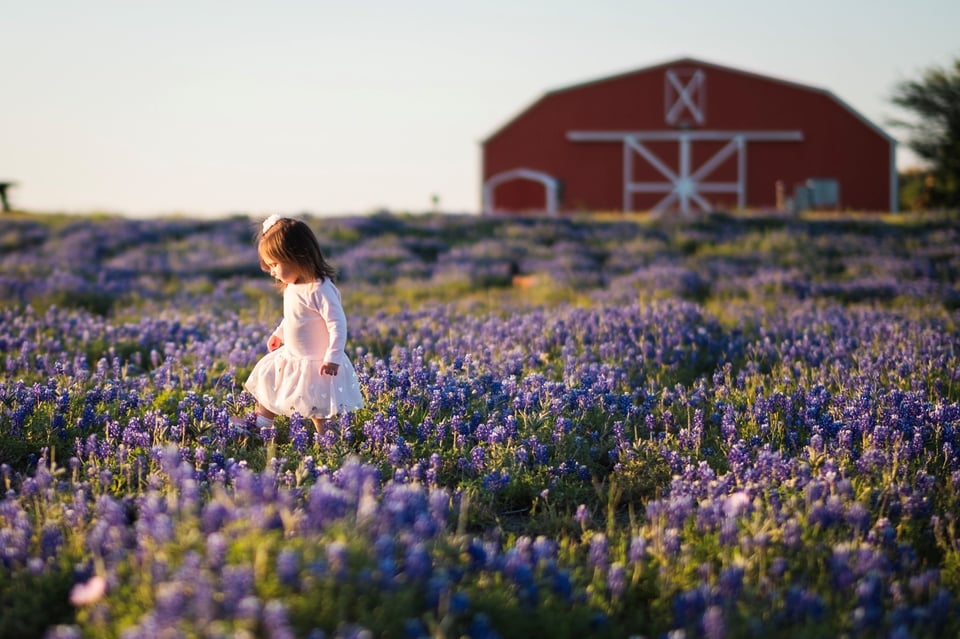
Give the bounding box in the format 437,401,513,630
311,417,330,435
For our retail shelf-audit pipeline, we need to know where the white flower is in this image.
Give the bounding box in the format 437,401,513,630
722,491,752,518
70,574,107,606
262,214,282,234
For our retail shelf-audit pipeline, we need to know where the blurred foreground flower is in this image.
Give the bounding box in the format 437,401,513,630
69,575,106,606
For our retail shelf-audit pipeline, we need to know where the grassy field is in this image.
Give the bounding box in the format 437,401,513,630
1,209,958,638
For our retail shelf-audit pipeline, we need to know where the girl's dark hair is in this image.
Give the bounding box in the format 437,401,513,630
257,218,336,287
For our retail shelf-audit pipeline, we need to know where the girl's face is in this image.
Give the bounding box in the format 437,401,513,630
263,258,300,285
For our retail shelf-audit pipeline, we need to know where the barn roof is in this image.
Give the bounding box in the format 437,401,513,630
482,56,895,146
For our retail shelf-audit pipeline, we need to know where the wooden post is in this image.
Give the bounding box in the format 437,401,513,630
0,182,15,212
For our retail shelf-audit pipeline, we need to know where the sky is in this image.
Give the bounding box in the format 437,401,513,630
2,0,958,218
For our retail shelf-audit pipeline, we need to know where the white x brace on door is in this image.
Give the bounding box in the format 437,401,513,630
568,130,803,214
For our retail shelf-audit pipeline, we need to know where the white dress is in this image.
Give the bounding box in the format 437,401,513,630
244,279,364,419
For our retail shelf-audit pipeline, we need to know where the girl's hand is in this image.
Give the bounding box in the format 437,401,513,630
267,334,283,352
320,362,339,376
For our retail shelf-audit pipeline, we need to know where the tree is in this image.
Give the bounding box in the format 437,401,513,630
890,58,960,208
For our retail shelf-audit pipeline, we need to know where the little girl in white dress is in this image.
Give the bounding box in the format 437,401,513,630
238,215,364,435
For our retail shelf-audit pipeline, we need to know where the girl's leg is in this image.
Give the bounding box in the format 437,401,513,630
311,417,330,435
256,406,276,428
230,405,276,436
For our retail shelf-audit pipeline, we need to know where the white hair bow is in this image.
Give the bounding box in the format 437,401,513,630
262,214,282,234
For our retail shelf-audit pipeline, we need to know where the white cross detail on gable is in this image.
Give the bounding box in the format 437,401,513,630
665,68,706,126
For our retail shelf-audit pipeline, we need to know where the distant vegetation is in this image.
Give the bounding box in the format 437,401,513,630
891,55,960,209
2,209,958,318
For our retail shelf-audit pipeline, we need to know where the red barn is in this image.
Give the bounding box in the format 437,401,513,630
481,57,897,215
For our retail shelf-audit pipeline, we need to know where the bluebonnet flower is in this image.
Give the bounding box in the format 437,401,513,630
333,458,380,505
782,518,802,549
425,571,452,610
276,549,300,588
201,500,230,534
222,565,256,615
465,613,501,639
674,584,712,627
449,590,470,614
531,536,556,565
908,569,940,598
720,404,738,441
40,523,64,560
388,438,412,466
722,491,751,519
0,502,31,567
263,600,296,639
462,538,485,571
574,504,590,528
235,595,261,624
830,545,857,591
288,413,310,453
588,533,608,571
481,470,510,492
549,569,574,602
607,562,626,600
153,580,188,630
719,518,738,547
469,445,486,474
629,535,647,564
304,480,349,530
718,565,744,598
845,501,871,533
259,420,277,442
403,542,432,581
663,528,682,556
852,574,885,632
702,605,724,639
326,541,348,578
403,619,429,639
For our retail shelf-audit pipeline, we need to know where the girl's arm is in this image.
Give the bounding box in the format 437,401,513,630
317,285,348,364
268,319,285,351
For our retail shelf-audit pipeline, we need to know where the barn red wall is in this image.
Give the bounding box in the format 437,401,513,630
494,179,550,212
482,60,893,213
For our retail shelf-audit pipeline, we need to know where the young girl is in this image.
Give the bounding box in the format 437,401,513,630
237,214,364,435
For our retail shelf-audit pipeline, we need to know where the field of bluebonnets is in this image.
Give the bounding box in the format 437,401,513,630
1,208,959,638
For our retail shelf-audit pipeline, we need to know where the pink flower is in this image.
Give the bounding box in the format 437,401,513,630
722,491,751,519
70,575,107,606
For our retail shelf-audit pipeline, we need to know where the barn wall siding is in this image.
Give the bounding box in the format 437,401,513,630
481,57,894,214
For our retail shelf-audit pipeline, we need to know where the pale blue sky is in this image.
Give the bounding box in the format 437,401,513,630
2,0,957,217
